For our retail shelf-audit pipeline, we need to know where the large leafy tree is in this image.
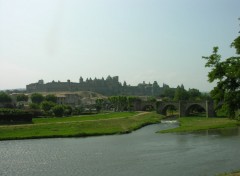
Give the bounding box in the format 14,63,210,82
174,85,189,101
160,84,175,100
203,26,240,118
188,88,201,101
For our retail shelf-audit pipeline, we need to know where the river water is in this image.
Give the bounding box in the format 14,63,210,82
1,123,240,176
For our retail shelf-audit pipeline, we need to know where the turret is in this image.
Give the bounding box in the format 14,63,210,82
38,79,44,84
79,76,83,83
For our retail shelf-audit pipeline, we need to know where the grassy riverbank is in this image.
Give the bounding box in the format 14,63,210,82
219,170,240,176
160,117,240,133
0,112,162,141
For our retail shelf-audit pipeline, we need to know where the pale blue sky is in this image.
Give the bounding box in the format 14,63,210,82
0,0,239,91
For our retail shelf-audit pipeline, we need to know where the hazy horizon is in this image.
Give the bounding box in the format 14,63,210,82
0,0,239,91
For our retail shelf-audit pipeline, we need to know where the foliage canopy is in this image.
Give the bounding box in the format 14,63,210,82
203,25,240,118
16,94,28,102
31,93,45,104
0,92,12,104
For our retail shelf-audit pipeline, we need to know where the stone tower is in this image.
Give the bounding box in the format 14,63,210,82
79,76,83,83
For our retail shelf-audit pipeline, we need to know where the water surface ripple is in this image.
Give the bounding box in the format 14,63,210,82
1,123,240,176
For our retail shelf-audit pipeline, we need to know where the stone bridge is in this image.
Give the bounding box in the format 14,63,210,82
133,101,156,111
157,101,215,117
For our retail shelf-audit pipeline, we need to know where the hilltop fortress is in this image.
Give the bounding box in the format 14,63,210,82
26,76,166,96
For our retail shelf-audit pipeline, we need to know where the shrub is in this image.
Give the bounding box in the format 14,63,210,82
72,106,84,115
29,103,40,110
63,105,72,116
41,101,56,112
0,108,33,122
52,105,64,117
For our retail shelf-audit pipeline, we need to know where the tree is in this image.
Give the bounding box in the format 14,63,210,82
174,85,189,101
118,96,127,111
45,94,57,103
0,92,12,104
152,81,160,96
31,93,45,104
40,101,56,112
63,105,72,116
52,105,64,117
127,96,137,111
96,98,104,112
203,24,240,118
147,96,156,103
108,96,119,111
188,88,201,101
160,84,175,100
16,94,28,102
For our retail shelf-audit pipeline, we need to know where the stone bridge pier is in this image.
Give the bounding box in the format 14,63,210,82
157,100,215,117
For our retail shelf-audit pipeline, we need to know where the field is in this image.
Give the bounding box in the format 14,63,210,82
0,112,163,141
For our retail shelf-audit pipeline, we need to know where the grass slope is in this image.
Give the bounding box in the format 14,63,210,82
160,117,240,133
0,112,162,141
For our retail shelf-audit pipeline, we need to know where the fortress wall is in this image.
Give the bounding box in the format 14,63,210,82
26,77,163,96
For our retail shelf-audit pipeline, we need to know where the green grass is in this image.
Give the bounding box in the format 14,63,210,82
0,112,163,141
33,111,139,124
159,117,240,133
218,170,240,176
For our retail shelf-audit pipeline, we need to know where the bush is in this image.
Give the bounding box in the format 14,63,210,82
41,101,56,112
63,105,72,116
52,105,64,117
29,103,40,110
0,108,33,122
72,106,84,115
28,109,43,118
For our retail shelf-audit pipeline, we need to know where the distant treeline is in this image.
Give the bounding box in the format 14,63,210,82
159,84,211,101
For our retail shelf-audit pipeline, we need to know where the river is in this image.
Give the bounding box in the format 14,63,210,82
1,122,240,176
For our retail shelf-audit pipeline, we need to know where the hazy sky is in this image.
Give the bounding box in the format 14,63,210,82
0,0,239,91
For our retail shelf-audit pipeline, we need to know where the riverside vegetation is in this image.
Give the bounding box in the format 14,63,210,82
159,117,240,133
221,171,240,176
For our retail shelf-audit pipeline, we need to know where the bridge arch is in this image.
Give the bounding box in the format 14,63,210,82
185,103,206,116
157,101,215,117
157,101,179,116
161,104,179,116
